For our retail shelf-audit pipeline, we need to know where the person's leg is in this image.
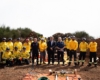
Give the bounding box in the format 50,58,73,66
51,51,55,64
68,50,72,66
93,52,97,67
43,51,46,64
32,52,35,65
40,52,43,65
82,52,86,66
67,49,70,60
25,59,29,64
57,51,60,64
61,51,64,65
36,53,38,65
48,51,51,64
73,50,77,66
88,52,92,66
78,52,82,65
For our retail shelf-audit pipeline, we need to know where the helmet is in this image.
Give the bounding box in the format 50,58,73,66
2,37,6,40
72,36,75,39
68,36,71,39
17,38,20,40
29,37,33,40
82,37,86,41
41,38,45,41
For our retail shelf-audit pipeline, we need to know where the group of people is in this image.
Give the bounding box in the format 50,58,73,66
31,36,98,67
0,38,31,66
0,35,98,67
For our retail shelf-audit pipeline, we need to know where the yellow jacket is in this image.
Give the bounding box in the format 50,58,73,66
23,42,31,53
13,50,21,58
0,42,8,52
69,40,78,50
88,42,97,52
79,42,88,52
66,40,71,49
2,51,13,60
13,41,22,51
39,41,47,52
20,50,30,59
7,41,13,52
63,39,68,48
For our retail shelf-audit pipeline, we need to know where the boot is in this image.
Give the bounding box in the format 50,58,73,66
87,64,91,67
78,62,80,66
68,62,71,66
94,64,97,67
81,62,84,66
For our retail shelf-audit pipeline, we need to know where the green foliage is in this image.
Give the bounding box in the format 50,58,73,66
73,31,89,39
0,25,42,41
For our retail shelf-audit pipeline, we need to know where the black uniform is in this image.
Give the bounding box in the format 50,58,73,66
31,42,39,65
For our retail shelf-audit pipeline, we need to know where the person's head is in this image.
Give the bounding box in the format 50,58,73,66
58,37,62,42
34,38,37,42
8,38,12,41
22,47,26,51
50,36,54,41
63,37,66,41
29,37,33,41
41,38,45,42
6,47,10,51
72,36,75,41
14,46,18,50
68,36,71,40
82,37,86,42
25,38,29,42
2,37,6,41
17,38,20,41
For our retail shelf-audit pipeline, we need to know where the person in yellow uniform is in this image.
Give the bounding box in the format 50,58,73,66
2,48,14,66
7,38,13,53
21,47,30,65
88,38,97,67
13,47,21,65
13,38,22,52
68,36,78,66
39,38,47,64
78,38,88,66
66,37,71,60
63,37,67,52
23,39,31,53
0,38,8,61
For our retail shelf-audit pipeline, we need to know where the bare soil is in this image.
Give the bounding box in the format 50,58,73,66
0,59,100,80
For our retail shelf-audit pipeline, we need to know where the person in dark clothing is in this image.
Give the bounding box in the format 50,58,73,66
47,36,56,65
31,38,39,65
56,37,65,66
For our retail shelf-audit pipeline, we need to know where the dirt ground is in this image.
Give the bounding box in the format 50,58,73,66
0,58,100,80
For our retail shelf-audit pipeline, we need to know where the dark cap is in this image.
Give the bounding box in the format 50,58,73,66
6,47,10,50
14,46,18,49
23,47,26,49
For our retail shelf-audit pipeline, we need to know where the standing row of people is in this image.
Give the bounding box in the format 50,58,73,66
0,36,98,67
63,36,97,67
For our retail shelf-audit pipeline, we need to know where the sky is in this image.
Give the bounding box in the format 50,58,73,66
0,0,100,38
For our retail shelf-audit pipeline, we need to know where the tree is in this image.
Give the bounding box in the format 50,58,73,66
73,31,89,39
